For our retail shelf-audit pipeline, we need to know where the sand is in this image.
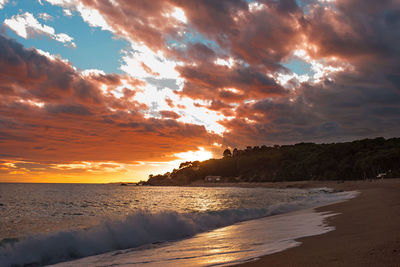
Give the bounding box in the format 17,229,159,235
235,179,400,267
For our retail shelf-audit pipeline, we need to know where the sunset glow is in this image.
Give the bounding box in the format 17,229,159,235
174,147,213,163
0,0,399,183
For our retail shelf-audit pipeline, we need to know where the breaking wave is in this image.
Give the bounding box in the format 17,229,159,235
0,188,356,267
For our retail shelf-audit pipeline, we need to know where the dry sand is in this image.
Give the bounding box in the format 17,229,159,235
234,179,400,267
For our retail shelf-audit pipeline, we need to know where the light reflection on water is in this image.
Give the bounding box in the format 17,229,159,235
0,184,358,267
51,209,337,267
0,183,313,238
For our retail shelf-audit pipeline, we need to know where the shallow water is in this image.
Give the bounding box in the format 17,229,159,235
0,183,345,239
0,184,357,266
50,208,338,267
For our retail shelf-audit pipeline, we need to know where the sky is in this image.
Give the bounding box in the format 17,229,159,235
0,0,399,183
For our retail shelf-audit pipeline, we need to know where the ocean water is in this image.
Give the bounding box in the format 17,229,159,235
50,209,337,267
0,183,357,266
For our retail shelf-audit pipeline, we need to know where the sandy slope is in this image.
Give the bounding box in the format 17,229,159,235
237,179,400,267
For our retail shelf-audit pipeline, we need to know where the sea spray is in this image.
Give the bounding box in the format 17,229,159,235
0,208,269,266
0,188,357,267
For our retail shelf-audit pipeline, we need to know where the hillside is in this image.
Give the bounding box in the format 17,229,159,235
146,137,400,185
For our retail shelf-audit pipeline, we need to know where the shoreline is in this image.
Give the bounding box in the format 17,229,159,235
48,185,356,267
236,178,400,266
163,179,384,189
3,179,399,266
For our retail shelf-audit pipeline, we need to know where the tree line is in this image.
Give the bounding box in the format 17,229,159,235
145,137,400,185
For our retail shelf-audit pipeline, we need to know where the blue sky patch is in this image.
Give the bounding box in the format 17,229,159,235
282,57,312,76
1,0,128,73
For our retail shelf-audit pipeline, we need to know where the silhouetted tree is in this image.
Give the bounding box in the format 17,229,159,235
147,137,400,185
223,148,232,158
179,161,192,169
233,148,239,157
192,161,200,168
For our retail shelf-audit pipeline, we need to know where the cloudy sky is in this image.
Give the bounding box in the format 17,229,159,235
0,0,399,183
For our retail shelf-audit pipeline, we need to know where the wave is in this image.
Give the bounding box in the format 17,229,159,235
0,189,356,267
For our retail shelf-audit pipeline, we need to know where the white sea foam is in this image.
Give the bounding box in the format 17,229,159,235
51,208,339,267
0,188,357,267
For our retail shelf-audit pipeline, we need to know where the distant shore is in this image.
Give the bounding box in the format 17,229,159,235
185,180,352,189
235,178,400,266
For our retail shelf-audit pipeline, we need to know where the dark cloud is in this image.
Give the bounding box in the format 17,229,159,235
77,0,400,148
177,63,288,102
0,35,103,104
302,0,400,63
1,0,400,180
221,69,400,146
0,35,219,168
159,110,181,119
145,77,180,90
44,104,93,116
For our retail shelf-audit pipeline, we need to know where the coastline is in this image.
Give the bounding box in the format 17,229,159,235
236,178,400,267
47,184,355,267
3,180,399,266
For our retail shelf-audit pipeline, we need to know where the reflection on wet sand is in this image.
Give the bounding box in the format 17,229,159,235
52,208,340,267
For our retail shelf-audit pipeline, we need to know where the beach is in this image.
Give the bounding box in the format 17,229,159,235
1,180,399,266
2,184,354,266
238,179,400,267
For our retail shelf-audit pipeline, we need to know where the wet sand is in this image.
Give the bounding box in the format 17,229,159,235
236,179,400,267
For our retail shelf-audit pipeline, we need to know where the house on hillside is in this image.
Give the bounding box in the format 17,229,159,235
204,175,221,182
376,172,386,179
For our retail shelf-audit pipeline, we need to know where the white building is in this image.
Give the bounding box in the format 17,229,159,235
204,175,221,182
376,173,386,179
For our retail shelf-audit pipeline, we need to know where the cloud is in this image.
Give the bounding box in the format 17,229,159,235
0,0,8,9
221,68,400,147
1,0,400,181
177,63,288,102
75,0,300,70
4,12,76,48
38,13,54,21
63,9,73,17
43,0,75,7
44,0,114,31
159,110,181,119
0,35,218,169
42,0,399,144
76,2,113,31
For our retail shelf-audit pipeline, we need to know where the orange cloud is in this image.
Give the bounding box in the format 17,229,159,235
0,35,220,182
2,0,400,182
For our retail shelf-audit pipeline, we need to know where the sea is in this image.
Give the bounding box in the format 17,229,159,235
0,183,357,267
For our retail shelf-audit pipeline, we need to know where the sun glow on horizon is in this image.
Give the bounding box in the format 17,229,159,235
2,0,394,186
171,7,187,23
0,147,216,183
174,147,213,163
